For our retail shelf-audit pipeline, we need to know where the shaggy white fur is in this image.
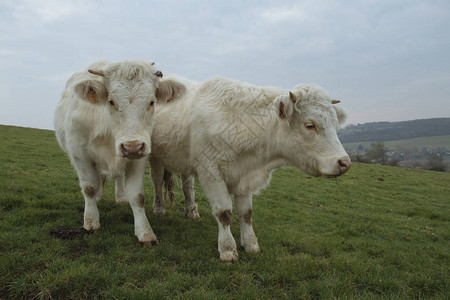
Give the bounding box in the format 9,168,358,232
149,76,351,261
54,60,186,245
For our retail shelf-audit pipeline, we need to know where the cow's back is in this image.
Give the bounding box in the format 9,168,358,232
151,77,284,179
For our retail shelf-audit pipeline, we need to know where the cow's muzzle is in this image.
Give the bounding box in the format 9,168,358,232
337,157,351,175
120,141,147,159
319,156,352,178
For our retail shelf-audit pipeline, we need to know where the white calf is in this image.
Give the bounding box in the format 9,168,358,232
54,60,186,244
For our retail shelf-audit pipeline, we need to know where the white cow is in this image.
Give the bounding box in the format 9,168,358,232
54,60,186,245
149,77,351,261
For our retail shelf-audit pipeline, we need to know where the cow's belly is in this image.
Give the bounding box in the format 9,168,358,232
223,164,273,196
222,157,288,196
151,146,194,176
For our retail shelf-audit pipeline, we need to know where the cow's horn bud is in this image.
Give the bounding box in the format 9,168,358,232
289,92,297,103
88,69,106,77
332,100,341,104
154,70,163,78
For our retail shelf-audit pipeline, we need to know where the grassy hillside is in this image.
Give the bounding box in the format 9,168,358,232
1,125,449,299
339,118,450,143
343,135,450,152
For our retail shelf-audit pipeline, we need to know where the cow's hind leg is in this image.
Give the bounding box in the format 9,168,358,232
181,174,200,219
198,171,238,262
235,193,260,253
150,157,166,216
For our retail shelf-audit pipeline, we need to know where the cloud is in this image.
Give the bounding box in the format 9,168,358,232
260,5,300,23
9,0,95,23
0,0,449,129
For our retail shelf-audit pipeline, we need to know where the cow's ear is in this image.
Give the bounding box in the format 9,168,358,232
73,79,108,104
333,106,347,125
155,79,187,103
274,93,296,120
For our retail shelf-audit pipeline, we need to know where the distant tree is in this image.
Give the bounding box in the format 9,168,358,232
358,144,364,151
411,161,423,169
401,160,422,169
388,159,401,167
366,142,388,165
426,154,446,172
421,146,428,155
350,153,369,163
436,147,447,154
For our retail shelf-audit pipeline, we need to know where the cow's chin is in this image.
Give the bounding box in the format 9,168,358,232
116,153,148,160
304,170,341,178
298,158,343,178
124,154,147,160
317,161,344,178
297,164,322,177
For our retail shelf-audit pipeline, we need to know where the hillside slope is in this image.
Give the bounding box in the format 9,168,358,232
339,118,450,143
1,125,449,299
343,135,450,152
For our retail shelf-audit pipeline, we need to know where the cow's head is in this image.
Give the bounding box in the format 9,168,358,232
273,84,351,177
72,60,186,159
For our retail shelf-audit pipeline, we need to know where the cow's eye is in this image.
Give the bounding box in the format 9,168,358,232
147,101,155,110
305,122,316,130
108,99,115,106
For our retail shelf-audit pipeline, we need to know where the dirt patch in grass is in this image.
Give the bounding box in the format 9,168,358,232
50,227,93,239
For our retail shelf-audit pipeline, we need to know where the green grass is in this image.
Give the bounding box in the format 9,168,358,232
1,125,449,299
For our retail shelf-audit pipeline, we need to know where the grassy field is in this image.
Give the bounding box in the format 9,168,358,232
1,125,449,299
343,135,450,154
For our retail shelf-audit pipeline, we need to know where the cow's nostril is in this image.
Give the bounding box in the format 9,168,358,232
138,143,145,153
337,158,351,174
121,142,145,157
120,143,128,155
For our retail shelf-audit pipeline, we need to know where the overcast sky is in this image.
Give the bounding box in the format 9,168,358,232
1,0,449,130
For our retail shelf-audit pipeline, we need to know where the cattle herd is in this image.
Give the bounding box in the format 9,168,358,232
54,60,351,262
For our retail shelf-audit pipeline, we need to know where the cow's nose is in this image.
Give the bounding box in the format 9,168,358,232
121,141,145,157
337,157,351,174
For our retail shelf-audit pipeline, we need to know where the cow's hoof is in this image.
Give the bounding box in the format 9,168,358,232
138,231,158,246
140,239,158,246
243,243,260,253
185,207,200,219
83,221,100,231
153,207,166,216
220,250,239,262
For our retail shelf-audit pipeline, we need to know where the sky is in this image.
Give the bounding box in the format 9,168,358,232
1,0,449,130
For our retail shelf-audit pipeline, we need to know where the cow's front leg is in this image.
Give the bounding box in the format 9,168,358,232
235,193,260,253
181,174,200,219
73,158,102,231
126,159,158,245
115,175,127,203
198,171,237,262
150,156,166,216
